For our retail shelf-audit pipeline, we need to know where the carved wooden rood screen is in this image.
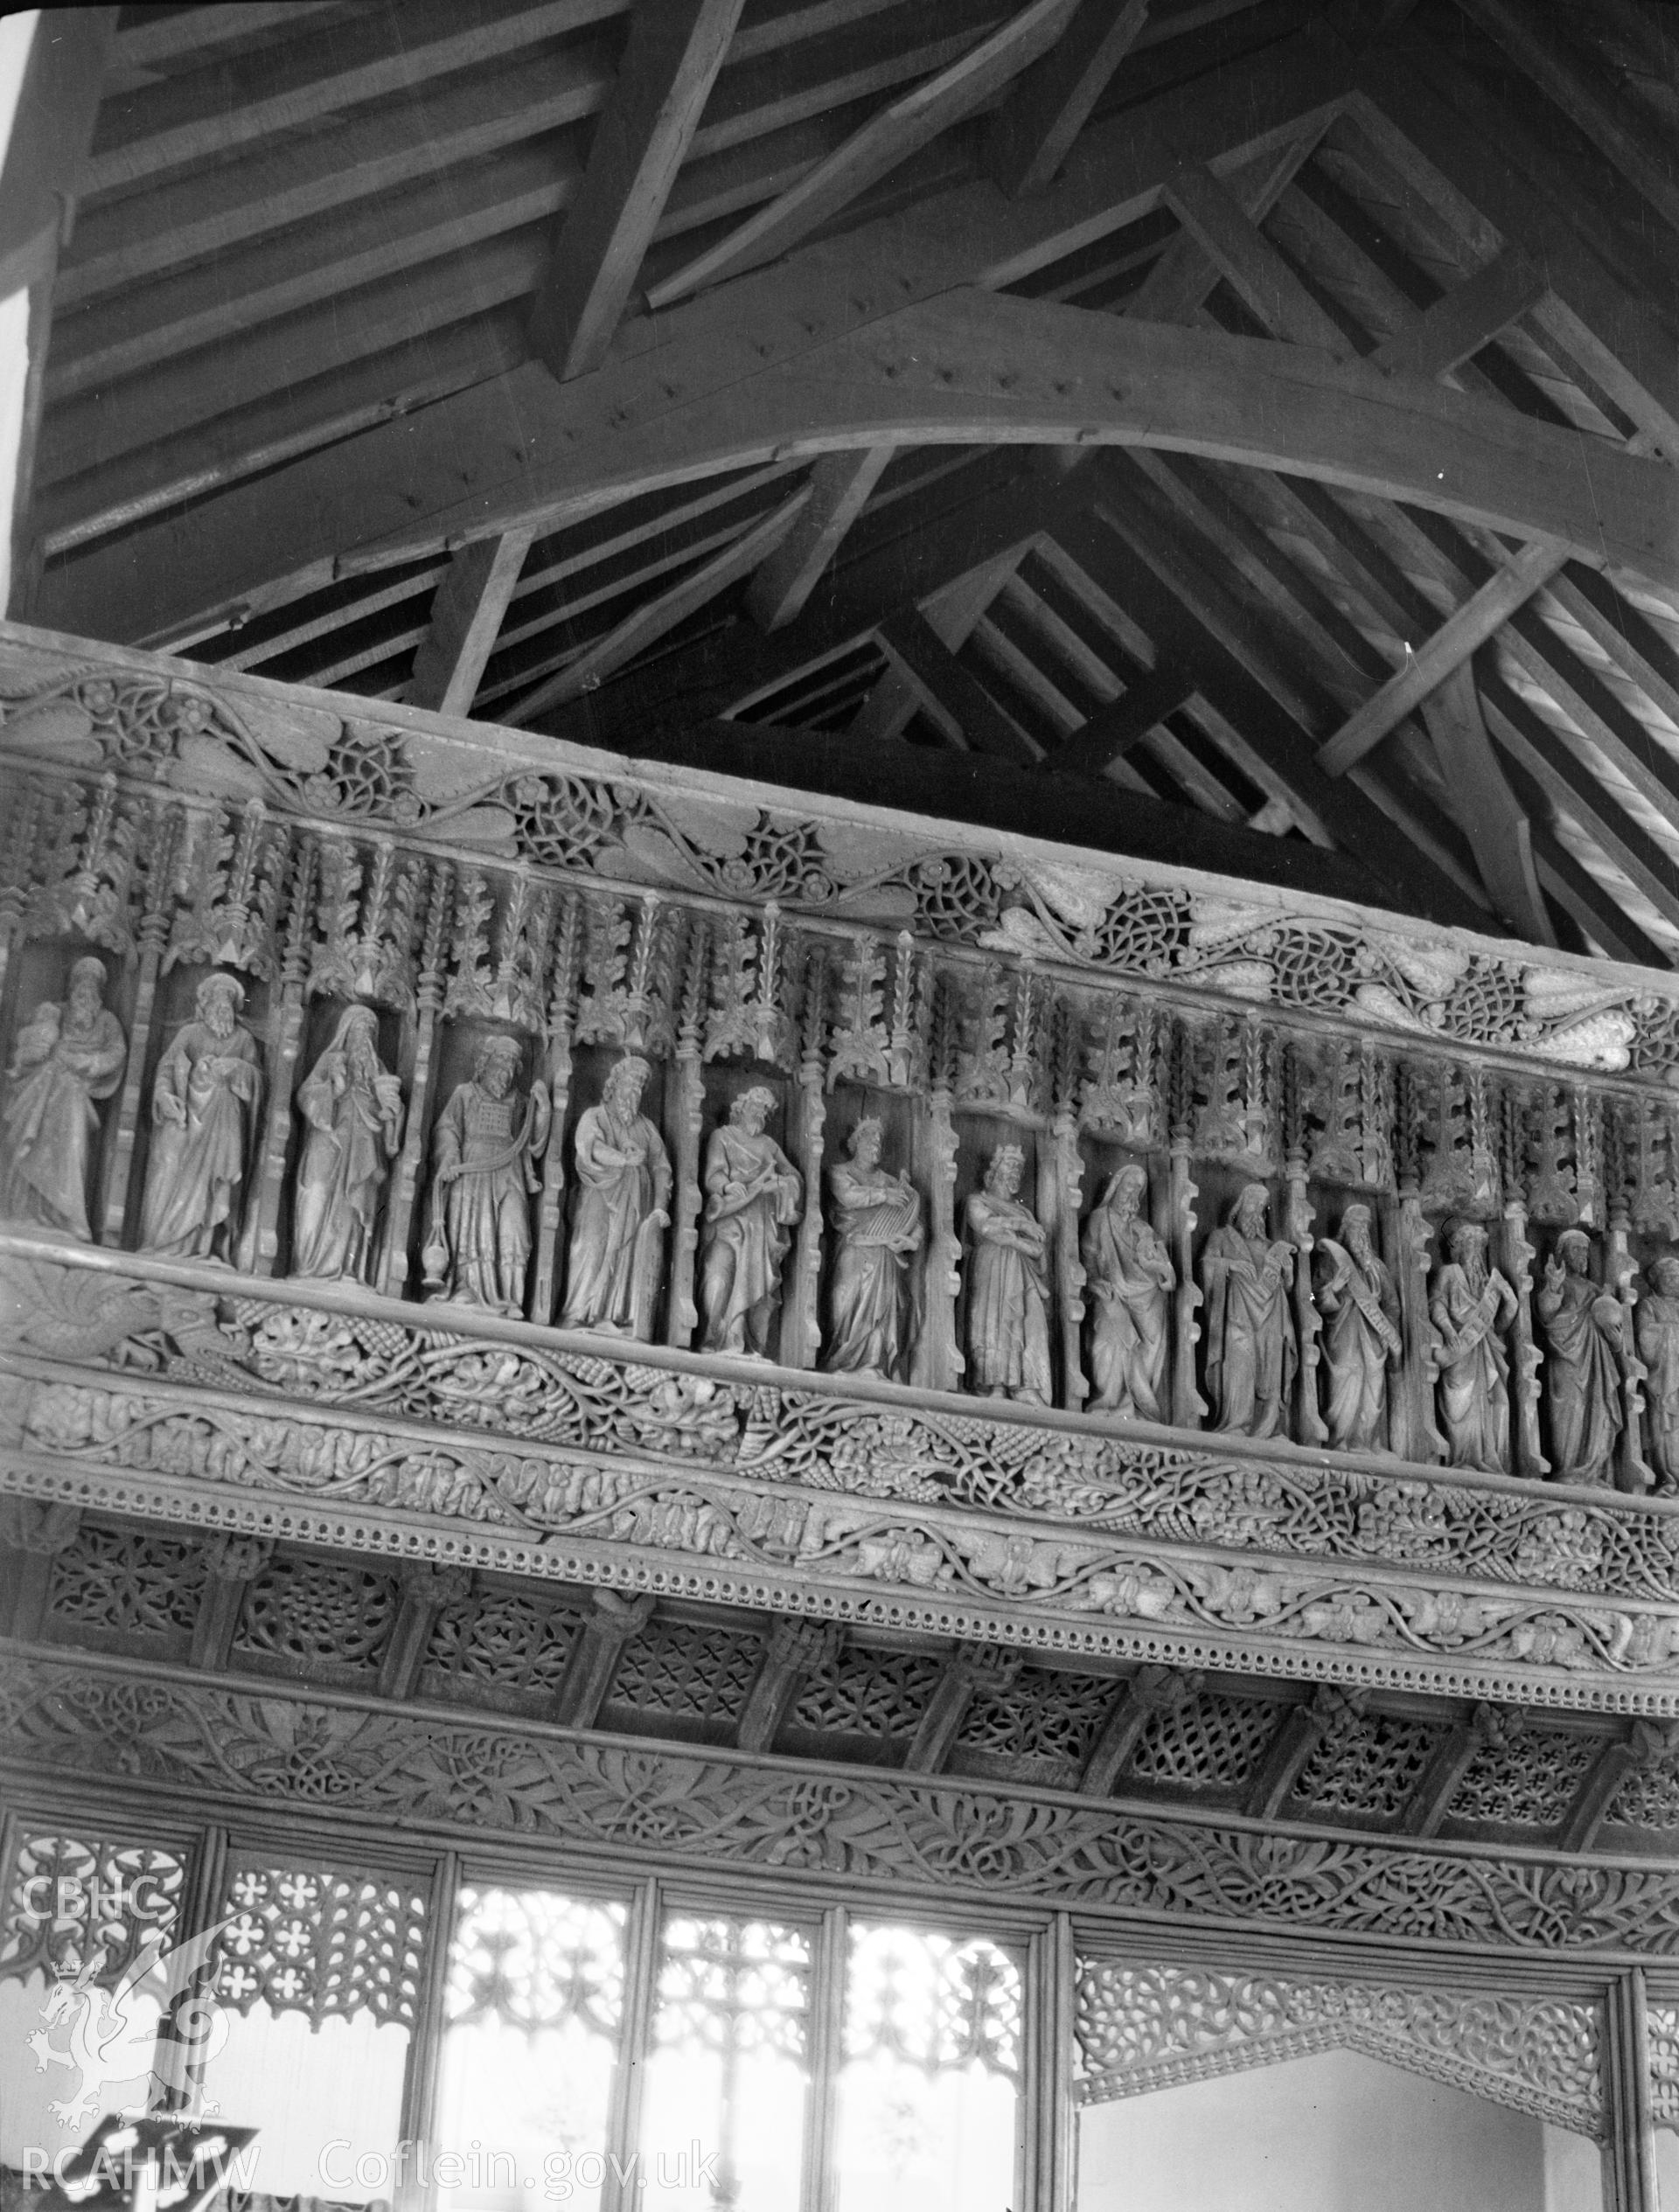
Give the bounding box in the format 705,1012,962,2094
10,623,1679,2209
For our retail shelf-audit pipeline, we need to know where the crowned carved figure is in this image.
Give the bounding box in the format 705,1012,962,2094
423,1033,550,1315
292,1005,404,1283
1638,1252,1679,1495
1200,1181,1296,1439
139,973,263,1262
699,1086,802,1359
965,1142,1052,1405
824,1116,923,1381
1314,1201,1401,1453
0,956,126,1241
1428,1218,1517,1473
1536,1227,1626,1485
561,1054,672,1339
1081,1162,1174,1422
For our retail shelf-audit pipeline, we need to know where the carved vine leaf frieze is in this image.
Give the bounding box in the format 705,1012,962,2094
0,640,1668,1073
10,1656,1679,1958
1072,1961,1603,2135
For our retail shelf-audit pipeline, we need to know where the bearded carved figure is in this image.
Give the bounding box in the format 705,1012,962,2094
139,973,263,1263
1638,1252,1679,1495
292,1005,403,1283
1536,1227,1626,1485
965,1142,1052,1406
1314,1202,1401,1453
1200,1181,1296,1440
699,1085,802,1359
1081,1162,1174,1423
423,1033,550,1316
824,1116,923,1381
561,1054,672,1340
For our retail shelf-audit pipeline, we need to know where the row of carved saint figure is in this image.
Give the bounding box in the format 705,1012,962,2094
2,968,1675,1491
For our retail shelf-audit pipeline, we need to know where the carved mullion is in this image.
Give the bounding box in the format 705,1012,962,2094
1078,1664,1202,1797
188,1534,274,1672
1605,1111,1655,1495
1283,1045,1327,1450
380,859,452,1297
552,1589,654,1729
0,775,52,1003
1167,1016,1205,1429
664,915,708,1351
1050,995,1087,1413
779,937,827,1371
532,889,583,1325
904,1642,1021,1773
1499,1082,1548,1480
244,838,318,1275
736,1615,840,1754
910,970,963,1394
1390,1060,1441,1465
99,798,185,1244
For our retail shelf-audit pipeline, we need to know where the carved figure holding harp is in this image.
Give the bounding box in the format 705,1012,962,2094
292,1005,403,1283
699,1085,802,1358
1314,1201,1401,1452
561,1054,672,1339
139,973,263,1262
0,956,125,1241
1200,1182,1296,1439
965,1142,1052,1405
1536,1227,1626,1485
1081,1162,1174,1422
824,1116,923,1381
423,1033,549,1315
1429,1218,1517,1473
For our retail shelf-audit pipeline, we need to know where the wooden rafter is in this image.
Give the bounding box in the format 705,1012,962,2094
644,0,1082,308
985,0,1152,197
746,447,893,631
528,0,746,381
1418,663,1552,942
405,531,534,718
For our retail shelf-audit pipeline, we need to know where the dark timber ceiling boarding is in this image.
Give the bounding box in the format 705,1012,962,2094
21,0,1679,964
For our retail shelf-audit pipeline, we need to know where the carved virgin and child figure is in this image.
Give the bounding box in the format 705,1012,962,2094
965,1142,1052,1405
1200,1182,1295,1438
292,1005,404,1282
561,1054,672,1339
140,973,263,1262
1314,1202,1401,1453
1536,1227,1627,1485
0,956,126,1241
1081,1163,1174,1422
1429,1218,1516,1472
824,1116,923,1381
424,1033,550,1314
699,1085,802,1357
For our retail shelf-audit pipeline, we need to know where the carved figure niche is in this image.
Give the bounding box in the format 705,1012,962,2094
821,1088,924,1385
963,1137,1053,1406
1076,996,1174,1426
1637,1249,1679,1495
557,1050,669,1340
1536,1227,1630,1486
1428,1217,1518,1475
0,952,126,1242
137,970,265,1266
290,1003,403,1283
421,1026,550,1318
696,1071,802,1361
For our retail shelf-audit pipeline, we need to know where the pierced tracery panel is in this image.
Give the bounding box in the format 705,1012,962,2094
233,1555,400,1675
1649,2004,1679,2130
420,1589,584,1708
445,1884,624,2038
207,1862,428,2028
1450,1729,1599,1827
1290,1711,1444,1822
954,1666,1116,1778
605,1618,761,1728
1073,1961,1602,2136
1606,1763,1679,1833
1125,1693,1283,1793
0,1831,185,1987
45,1526,206,1645
845,1923,1021,2080
784,1645,943,1750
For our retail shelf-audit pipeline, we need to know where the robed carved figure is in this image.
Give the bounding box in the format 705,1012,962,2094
1200,1182,1296,1438
965,1143,1052,1405
1315,1202,1401,1453
699,1086,802,1358
292,1005,403,1282
1081,1163,1173,1422
1638,1253,1679,1494
824,1116,923,1381
1429,1219,1517,1473
139,973,263,1261
423,1033,550,1315
1536,1228,1626,1485
561,1054,672,1339
0,957,125,1240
